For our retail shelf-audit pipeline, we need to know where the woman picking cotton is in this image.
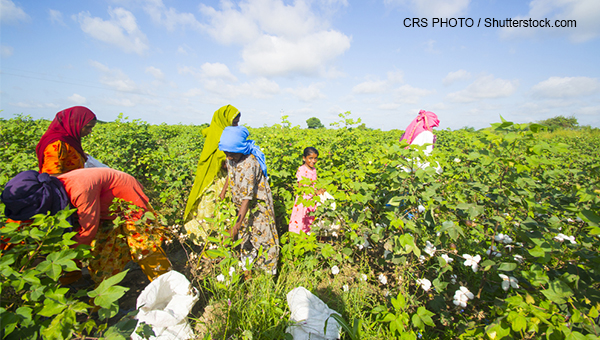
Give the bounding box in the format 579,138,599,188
399,110,442,173
1,168,172,284
36,106,98,175
399,109,440,156
218,126,279,275
183,105,241,244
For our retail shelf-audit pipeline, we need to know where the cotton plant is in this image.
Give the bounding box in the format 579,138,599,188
331,265,340,275
441,254,454,264
495,233,513,244
416,278,432,292
424,241,436,257
378,274,388,285
463,254,481,272
554,233,577,244
453,286,474,308
486,246,502,258
498,274,519,291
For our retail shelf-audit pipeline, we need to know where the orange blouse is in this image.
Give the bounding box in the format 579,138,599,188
40,140,85,174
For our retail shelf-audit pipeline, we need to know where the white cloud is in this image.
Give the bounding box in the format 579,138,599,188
423,39,439,53
90,60,138,92
76,7,149,55
105,97,136,107
353,80,388,94
1,45,14,57
384,0,471,17
447,75,519,103
392,84,436,104
353,70,404,94
287,83,326,102
49,9,66,26
500,0,600,43
143,0,202,31
240,31,351,77
443,69,472,86
183,88,204,97
531,76,599,98
0,0,30,24
203,78,281,99
201,63,238,81
10,102,59,109
580,105,600,115
199,0,351,77
145,66,165,80
177,45,191,55
68,94,87,105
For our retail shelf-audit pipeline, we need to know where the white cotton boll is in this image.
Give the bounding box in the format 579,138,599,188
216,274,225,282
450,274,457,285
463,254,481,272
416,278,432,292
343,285,349,292
418,205,426,213
453,286,474,307
331,265,340,275
486,246,502,258
514,255,524,263
424,241,436,257
554,233,577,244
360,274,367,282
419,255,426,264
454,158,461,163
378,274,387,285
499,274,519,291
441,254,454,264
229,267,235,276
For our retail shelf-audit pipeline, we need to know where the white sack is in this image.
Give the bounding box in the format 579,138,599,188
286,287,341,340
84,154,109,168
131,271,199,340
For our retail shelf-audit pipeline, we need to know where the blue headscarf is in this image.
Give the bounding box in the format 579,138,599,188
219,126,268,178
1,170,71,221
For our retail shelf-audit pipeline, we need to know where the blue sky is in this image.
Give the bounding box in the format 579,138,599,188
1,0,599,130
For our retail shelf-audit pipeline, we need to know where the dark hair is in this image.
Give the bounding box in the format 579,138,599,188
303,147,319,157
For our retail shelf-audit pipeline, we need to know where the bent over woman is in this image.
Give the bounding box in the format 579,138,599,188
1,168,171,283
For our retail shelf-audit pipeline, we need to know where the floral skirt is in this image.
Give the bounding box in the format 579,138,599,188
239,199,279,274
88,204,170,283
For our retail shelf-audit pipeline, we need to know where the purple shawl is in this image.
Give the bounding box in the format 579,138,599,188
1,170,70,221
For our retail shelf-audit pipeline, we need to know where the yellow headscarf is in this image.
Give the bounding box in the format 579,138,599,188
184,105,240,220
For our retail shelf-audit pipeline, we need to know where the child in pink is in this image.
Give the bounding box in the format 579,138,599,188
289,147,322,234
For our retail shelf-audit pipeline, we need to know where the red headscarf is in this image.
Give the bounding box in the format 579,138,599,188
36,106,97,171
400,110,440,145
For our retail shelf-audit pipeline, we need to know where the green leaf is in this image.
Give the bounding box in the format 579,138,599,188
88,270,129,309
541,279,574,305
38,298,67,317
528,246,546,258
507,311,527,332
498,262,517,272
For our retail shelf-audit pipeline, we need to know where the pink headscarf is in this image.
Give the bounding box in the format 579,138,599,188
400,110,440,145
